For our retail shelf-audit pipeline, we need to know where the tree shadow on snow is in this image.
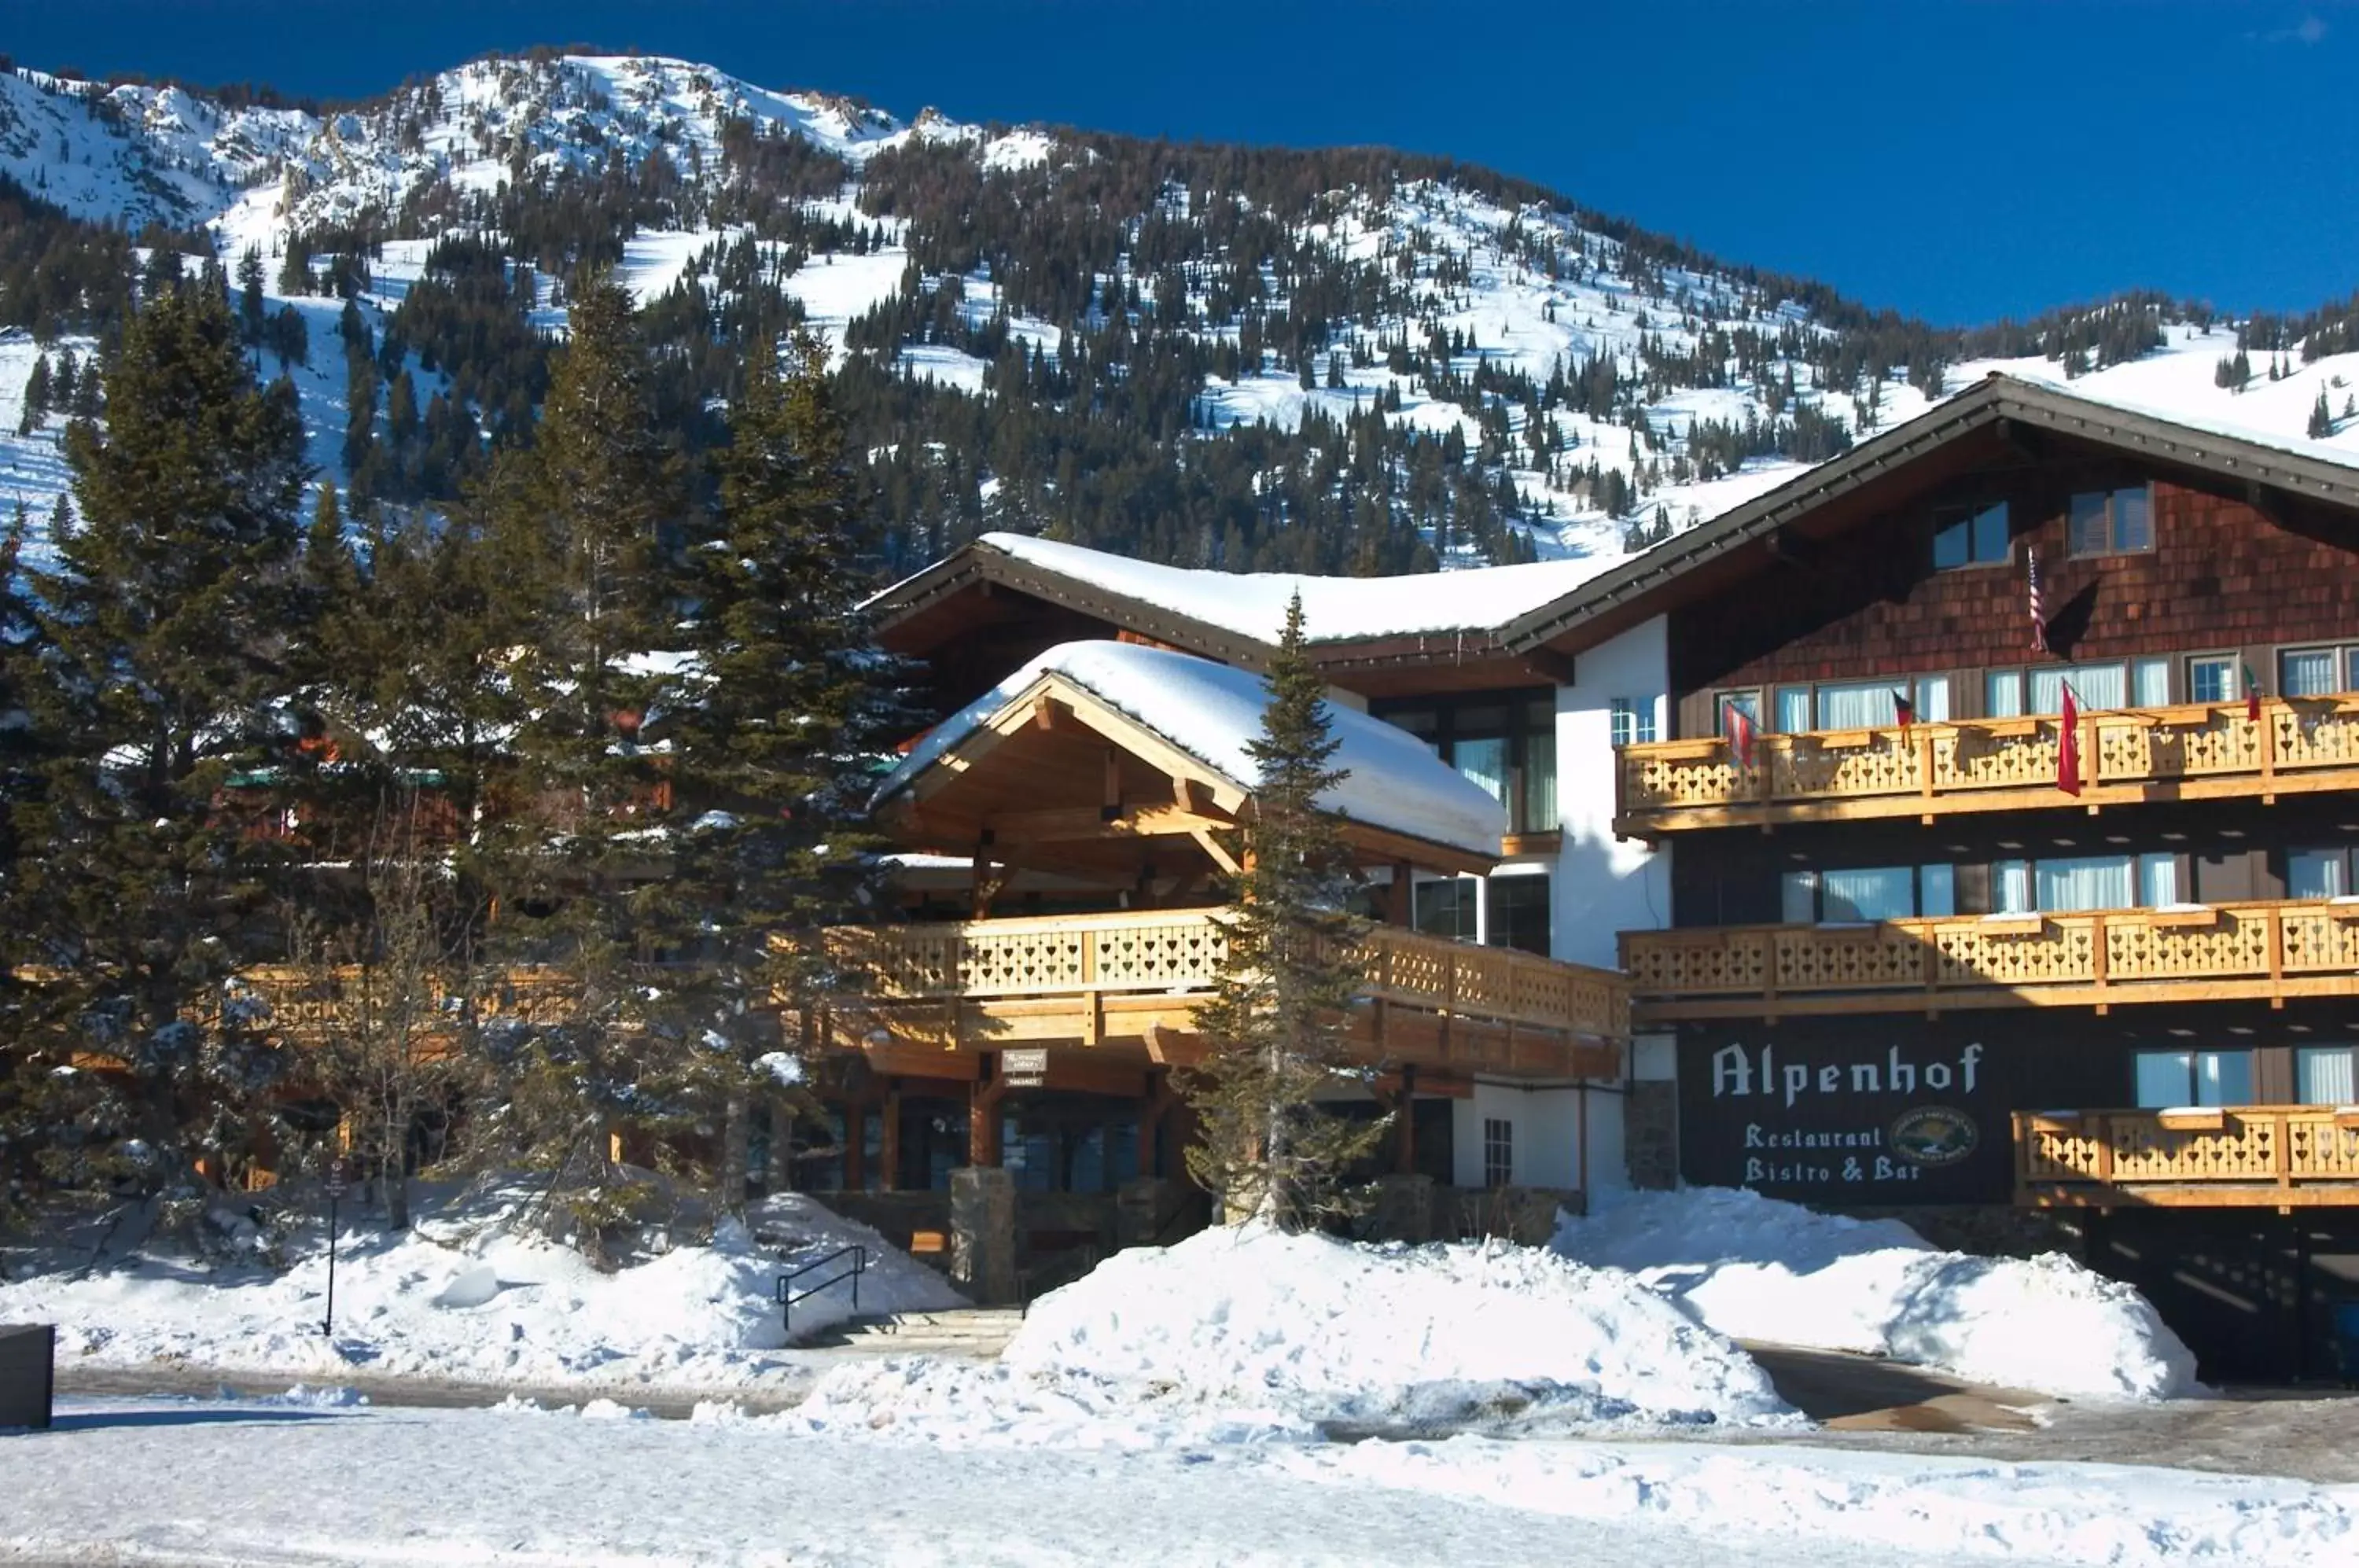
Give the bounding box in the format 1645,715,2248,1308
31,1406,355,1435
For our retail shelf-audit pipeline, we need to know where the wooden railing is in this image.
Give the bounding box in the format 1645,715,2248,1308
1621,898,2359,1019
1615,695,2359,834
2016,1106,2359,1208
826,907,1632,1042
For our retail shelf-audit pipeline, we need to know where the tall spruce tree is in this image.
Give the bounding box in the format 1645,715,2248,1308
473,278,686,1251
1182,593,1385,1231
13,282,308,1211
642,330,905,1213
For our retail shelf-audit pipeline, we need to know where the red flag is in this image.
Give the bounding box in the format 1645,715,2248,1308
2027,547,2049,653
1892,690,1916,734
2057,684,2081,797
1724,701,1756,771
2243,661,2263,724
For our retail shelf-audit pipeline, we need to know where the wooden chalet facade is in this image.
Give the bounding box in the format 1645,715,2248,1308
866,374,2359,1375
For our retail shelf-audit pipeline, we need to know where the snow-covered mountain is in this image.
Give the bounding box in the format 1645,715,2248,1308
5,50,2357,572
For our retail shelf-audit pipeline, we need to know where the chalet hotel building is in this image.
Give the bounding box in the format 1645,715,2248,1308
848,374,2359,1380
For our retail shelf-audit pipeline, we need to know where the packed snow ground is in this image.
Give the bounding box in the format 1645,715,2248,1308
0,1180,962,1392
1555,1187,2200,1400
5,1393,2353,1567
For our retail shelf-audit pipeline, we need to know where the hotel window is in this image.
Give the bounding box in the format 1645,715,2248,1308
2280,645,2359,699
2133,1049,2254,1109
1781,864,1955,923
1377,692,1559,836
1932,500,2010,570
1609,697,1658,747
1714,689,1761,734
1482,1117,1514,1189
1992,852,2177,914
2188,656,2239,706
2068,484,2154,556
1415,871,1553,956
2287,846,2355,900
1776,675,1952,732
1989,659,2169,716
2298,1046,2358,1106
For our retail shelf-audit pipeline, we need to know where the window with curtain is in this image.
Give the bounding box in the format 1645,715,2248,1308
1995,859,2033,914
1916,675,1952,722
2298,1046,2358,1106
1816,681,1898,729
2288,847,2353,900
1781,870,1818,925
1986,671,2023,719
1919,863,1957,918
1518,727,1558,834
2028,662,2127,712
1716,690,1761,732
1820,866,1916,921
2139,853,2179,907
2133,658,2169,707
2133,1048,2253,1108
2281,647,2346,698
2037,855,2136,912
1775,688,1811,734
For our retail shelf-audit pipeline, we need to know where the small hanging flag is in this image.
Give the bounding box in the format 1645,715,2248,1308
2027,547,2049,653
1892,690,1916,734
2057,683,2082,797
2243,661,2263,724
1724,701,1757,771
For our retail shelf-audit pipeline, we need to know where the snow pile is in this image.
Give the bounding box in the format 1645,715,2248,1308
1555,1186,2199,1399
797,1224,1794,1443
874,639,1508,857
0,1184,962,1393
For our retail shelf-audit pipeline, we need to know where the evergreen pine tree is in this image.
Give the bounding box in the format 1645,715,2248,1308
18,355,49,435
2309,385,2335,440
1181,592,1385,1231
237,246,267,345
13,281,308,1213
642,330,907,1213
472,277,685,1251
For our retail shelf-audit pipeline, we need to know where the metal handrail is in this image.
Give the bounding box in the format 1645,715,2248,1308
777,1244,867,1335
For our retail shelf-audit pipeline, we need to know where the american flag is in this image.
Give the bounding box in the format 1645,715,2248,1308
2027,547,2049,653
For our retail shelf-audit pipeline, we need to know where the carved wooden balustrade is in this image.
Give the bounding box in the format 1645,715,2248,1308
823,908,1630,1077
1621,898,2359,1020
1615,696,2359,834
2015,1106,2359,1208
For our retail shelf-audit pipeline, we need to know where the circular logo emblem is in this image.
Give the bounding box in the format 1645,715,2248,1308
1890,1106,1979,1166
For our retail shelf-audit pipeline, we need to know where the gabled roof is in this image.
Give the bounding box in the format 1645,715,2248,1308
869,374,2359,673
874,639,1507,867
1499,372,2359,653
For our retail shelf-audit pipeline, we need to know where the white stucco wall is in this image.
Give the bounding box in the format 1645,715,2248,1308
1550,617,1672,971
1449,1081,1604,1192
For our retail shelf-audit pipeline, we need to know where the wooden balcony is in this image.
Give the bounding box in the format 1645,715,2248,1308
1614,696,2359,836
2016,1106,2359,1209
1621,897,2359,1021
823,907,1629,1080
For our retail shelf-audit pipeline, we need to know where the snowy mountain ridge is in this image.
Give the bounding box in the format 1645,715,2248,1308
4,49,2358,577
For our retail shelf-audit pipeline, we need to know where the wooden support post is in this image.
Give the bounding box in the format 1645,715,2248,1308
1139,1069,1176,1177
2269,906,2286,1008
1395,1064,1418,1175
970,1062,1009,1168
2092,912,2109,1016
2260,698,2277,804
1386,859,1413,927
843,1097,868,1192
879,1081,903,1191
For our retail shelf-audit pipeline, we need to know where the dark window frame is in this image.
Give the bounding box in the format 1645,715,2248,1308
1374,686,1558,837
2067,482,2155,558
1931,499,2011,571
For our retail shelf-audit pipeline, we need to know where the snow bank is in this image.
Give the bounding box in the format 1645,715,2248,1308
796,1225,1794,1443
0,1184,962,1393
1555,1187,2199,1400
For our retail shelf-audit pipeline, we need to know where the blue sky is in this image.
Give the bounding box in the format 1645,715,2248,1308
9,1,2356,326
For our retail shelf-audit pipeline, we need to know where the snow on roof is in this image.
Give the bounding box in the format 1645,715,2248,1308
876,639,1505,859
974,532,1625,645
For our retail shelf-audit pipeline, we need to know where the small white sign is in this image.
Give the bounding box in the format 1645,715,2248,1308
1003,1048,1051,1075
